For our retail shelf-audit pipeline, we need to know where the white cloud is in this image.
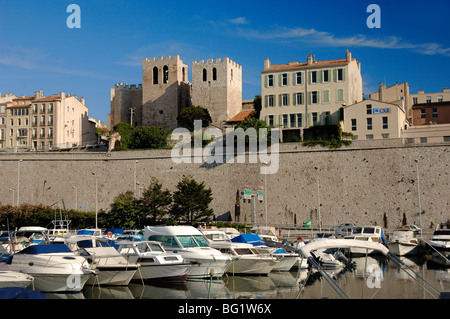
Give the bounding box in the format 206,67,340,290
229,17,249,25
232,25,450,57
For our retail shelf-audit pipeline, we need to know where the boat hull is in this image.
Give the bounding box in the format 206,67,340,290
133,263,191,282
226,256,277,275
387,241,424,256
0,271,34,289
87,265,138,286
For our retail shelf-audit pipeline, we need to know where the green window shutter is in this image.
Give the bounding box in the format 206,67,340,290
317,91,320,104
293,73,296,86
308,71,311,84
264,75,268,88
317,70,322,83
300,93,304,105
287,93,290,106
342,68,346,81
264,95,268,108
279,115,282,126
278,74,282,87
278,94,282,107
286,73,290,87
333,69,337,82
265,115,268,124
293,93,296,106
308,92,312,104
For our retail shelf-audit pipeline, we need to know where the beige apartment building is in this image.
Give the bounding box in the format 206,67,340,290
260,50,363,141
0,90,96,151
410,88,450,105
343,99,408,140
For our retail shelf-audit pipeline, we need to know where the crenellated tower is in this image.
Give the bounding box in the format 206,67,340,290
191,58,242,128
142,55,191,130
108,83,143,130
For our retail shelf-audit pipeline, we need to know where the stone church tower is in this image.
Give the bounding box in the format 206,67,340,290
191,58,242,128
141,55,191,130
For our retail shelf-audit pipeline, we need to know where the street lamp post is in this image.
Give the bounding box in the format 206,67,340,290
315,166,322,233
415,159,423,239
17,159,22,206
72,186,78,210
262,161,268,226
92,172,98,229
134,160,138,194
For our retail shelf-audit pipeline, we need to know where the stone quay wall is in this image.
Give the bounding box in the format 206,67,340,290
0,142,448,232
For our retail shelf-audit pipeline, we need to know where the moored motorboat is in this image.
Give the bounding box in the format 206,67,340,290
141,226,232,279
65,236,138,286
387,227,425,256
428,222,450,255
116,239,192,282
0,270,34,289
7,244,95,292
344,226,387,256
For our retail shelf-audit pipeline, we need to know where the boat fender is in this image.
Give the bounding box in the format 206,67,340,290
107,232,113,238
297,236,304,242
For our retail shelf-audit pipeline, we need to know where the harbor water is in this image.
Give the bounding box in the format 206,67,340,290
43,255,450,300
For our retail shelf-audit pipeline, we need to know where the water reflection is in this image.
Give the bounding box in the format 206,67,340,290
42,256,450,299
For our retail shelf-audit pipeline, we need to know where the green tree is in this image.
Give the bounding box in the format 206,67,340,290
234,116,271,144
177,105,212,131
129,126,170,149
105,191,143,229
113,122,134,149
141,178,172,224
253,94,262,119
170,176,214,224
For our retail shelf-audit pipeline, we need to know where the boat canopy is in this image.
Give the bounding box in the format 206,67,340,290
300,239,390,259
15,244,73,255
231,233,266,246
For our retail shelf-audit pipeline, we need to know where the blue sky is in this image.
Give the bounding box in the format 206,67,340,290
1,0,449,123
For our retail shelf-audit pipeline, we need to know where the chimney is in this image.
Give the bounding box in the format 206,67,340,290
60,92,66,99
307,54,313,65
264,58,271,69
34,90,43,99
346,49,352,62
81,97,85,105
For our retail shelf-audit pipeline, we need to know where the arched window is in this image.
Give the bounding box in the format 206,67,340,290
163,65,169,83
213,67,217,81
182,67,186,82
203,68,207,82
153,67,158,84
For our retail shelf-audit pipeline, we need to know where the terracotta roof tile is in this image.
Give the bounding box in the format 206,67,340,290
262,58,353,72
227,110,256,122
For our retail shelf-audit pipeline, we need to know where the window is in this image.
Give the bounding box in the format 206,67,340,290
268,74,274,87
296,93,303,105
426,96,431,103
296,72,302,85
323,70,329,83
366,134,374,140
33,104,38,113
311,91,318,104
282,114,288,128
18,118,21,126
420,137,427,143
281,73,288,86
420,109,426,118
281,94,288,106
153,67,158,84
268,115,274,127
40,141,45,149
49,115,53,125
33,116,38,126
32,129,37,138
311,71,317,84
25,118,28,125
366,104,372,115
10,119,13,126
163,65,168,83
438,95,443,102
41,116,45,126
351,119,357,131
40,128,45,138
443,136,450,142
213,67,217,81
297,113,302,127
312,112,318,125
41,104,45,113
10,129,13,136
322,90,329,103
49,128,53,138
49,103,53,113
0,128,3,140
367,118,372,130
382,134,390,139
268,95,274,107
432,108,438,118
382,116,388,129
337,68,344,81
324,111,331,125
203,68,207,82
413,98,418,105
48,141,53,149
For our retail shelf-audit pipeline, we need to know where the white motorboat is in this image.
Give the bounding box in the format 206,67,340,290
428,222,450,254
201,228,279,275
141,226,232,279
387,227,424,256
0,270,34,289
250,226,279,242
344,226,387,256
7,244,95,292
65,236,138,286
115,239,192,282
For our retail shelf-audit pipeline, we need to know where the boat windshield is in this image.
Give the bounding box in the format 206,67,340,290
233,248,254,256
136,242,164,253
176,235,209,248
362,227,376,234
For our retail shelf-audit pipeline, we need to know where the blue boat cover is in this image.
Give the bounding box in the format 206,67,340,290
16,244,72,255
77,230,95,235
0,287,46,299
104,228,124,235
231,233,266,246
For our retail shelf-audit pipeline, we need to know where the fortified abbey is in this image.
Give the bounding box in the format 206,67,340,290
107,55,243,131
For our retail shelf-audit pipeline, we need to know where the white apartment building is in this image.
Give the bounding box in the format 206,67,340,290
0,90,97,151
343,99,408,140
410,88,450,105
260,50,363,141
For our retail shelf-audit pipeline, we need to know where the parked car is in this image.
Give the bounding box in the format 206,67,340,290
334,223,356,237
404,225,421,233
